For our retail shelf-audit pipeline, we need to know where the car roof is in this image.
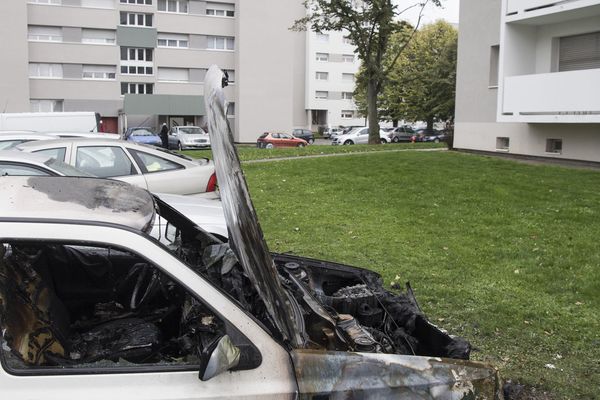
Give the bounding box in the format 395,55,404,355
0,133,59,141
0,149,54,164
0,176,155,232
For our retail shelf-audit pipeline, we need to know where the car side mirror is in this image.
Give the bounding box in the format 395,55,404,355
199,335,241,381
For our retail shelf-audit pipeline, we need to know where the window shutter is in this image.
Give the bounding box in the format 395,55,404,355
559,31,600,72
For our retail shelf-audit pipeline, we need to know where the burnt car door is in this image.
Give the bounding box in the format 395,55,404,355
0,222,297,399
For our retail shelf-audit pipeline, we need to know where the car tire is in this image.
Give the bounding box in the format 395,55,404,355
392,137,399,143
380,138,387,144
434,138,440,143
177,142,183,151
297,143,305,148
344,140,354,145
265,143,274,149
308,138,314,144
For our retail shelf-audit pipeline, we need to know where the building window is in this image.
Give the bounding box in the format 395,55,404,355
342,54,354,63
157,33,188,48
341,110,354,119
29,63,63,79
121,47,153,62
489,45,500,87
315,91,328,99
315,71,328,80
121,82,154,95
316,33,329,42
157,0,188,13
227,102,235,116
29,0,61,4
342,92,353,100
207,36,234,51
121,65,153,75
206,2,234,17
83,65,116,80
82,29,116,44
224,69,235,83
28,26,62,42
120,47,153,75
30,99,63,112
559,31,600,72
546,139,562,154
120,0,152,4
157,67,189,82
342,73,355,82
119,12,153,27
343,36,353,45
496,137,509,151
316,52,329,62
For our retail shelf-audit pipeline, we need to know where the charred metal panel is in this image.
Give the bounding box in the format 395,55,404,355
291,350,503,399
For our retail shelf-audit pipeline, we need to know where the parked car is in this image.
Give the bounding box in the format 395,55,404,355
256,132,308,148
291,128,315,144
387,126,415,143
323,127,343,139
125,127,162,146
168,126,211,150
45,131,120,140
414,128,449,143
17,138,217,195
332,127,391,145
0,151,227,239
0,133,59,150
0,174,502,398
341,125,364,135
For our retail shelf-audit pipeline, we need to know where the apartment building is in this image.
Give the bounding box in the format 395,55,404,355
455,0,600,162
0,0,307,142
306,30,364,130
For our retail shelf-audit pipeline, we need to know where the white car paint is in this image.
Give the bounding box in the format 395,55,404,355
331,127,391,145
17,138,216,195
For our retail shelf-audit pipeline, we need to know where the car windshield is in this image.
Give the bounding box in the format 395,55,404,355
132,129,155,136
178,127,204,135
44,158,93,177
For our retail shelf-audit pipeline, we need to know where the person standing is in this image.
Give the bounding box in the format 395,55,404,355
160,123,169,149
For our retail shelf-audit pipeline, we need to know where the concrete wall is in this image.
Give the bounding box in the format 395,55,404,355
0,0,30,112
235,0,306,142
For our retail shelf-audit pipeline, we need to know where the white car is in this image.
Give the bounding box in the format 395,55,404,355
168,126,211,150
0,133,59,150
17,138,217,195
331,127,391,145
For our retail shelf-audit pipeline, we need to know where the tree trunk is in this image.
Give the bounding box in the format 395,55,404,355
426,117,434,131
367,78,380,144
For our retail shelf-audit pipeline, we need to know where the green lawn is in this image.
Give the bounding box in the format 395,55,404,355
239,151,599,399
182,141,446,161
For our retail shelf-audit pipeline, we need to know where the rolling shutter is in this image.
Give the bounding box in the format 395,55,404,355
559,31,600,72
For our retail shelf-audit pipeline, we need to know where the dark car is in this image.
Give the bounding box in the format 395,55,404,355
415,128,449,143
292,129,314,144
387,126,415,143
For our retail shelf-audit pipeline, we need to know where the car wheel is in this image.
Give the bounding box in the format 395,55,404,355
308,138,314,144
265,143,274,149
297,143,305,148
434,138,440,143
344,140,354,145
380,138,387,144
177,141,183,151
392,137,399,143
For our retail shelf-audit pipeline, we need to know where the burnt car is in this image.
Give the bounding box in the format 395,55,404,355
0,66,503,399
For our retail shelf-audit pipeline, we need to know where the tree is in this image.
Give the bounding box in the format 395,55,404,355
293,0,441,144
384,21,458,130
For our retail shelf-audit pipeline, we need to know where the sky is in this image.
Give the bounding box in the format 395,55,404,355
400,0,460,26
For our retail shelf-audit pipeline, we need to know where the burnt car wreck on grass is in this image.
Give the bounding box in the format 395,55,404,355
0,66,503,399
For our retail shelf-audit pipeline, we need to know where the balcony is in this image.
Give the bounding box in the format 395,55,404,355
505,0,600,25
500,69,600,122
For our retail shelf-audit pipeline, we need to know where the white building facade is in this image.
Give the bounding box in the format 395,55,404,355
455,0,600,162
305,30,364,131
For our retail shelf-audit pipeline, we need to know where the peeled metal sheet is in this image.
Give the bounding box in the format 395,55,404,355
203,65,304,348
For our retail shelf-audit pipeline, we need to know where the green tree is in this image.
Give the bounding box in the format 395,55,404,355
293,0,440,144
385,21,458,130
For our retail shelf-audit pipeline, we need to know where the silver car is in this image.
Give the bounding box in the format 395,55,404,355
168,126,211,150
332,127,391,145
17,138,217,195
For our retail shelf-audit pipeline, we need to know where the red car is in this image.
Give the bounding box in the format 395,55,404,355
256,132,308,148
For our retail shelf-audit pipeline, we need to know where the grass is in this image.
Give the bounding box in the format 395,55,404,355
237,151,599,399
182,141,446,162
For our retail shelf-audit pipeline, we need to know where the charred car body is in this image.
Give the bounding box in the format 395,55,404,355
0,66,503,399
